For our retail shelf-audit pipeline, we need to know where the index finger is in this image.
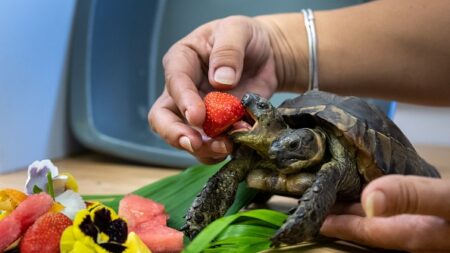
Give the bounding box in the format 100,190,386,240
162,22,216,127
148,91,203,151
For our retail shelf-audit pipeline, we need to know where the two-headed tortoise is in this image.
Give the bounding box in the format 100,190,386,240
184,90,440,246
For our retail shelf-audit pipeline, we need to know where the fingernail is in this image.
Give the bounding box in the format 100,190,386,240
214,66,235,85
211,140,228,154
201,134,212,142
185,110,192,124
364,190,386,218
179,136,194,153
212,155,227,160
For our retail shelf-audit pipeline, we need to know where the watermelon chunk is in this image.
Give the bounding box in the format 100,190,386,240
135,213,168,228
119,194,167,227
0,215,21,251
0,193,53,251
134,223,184,253
13,193,53,233
119,194,183,253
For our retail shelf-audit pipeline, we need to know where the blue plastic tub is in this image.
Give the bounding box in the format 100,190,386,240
69,0,393,168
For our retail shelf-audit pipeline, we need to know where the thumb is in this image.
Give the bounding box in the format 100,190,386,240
361,175,450,220
208,16,253,89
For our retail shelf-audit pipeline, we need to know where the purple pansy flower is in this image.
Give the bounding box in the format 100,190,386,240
25,159,59,195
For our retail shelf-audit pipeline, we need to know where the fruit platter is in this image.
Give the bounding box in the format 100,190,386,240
0,160,186,253
1,158,295,253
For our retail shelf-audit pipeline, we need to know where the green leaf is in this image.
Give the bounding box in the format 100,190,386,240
241,241,272,253
183,209,288,253
209,236,269,247
216,224,275,241
83,160,258,231
96,161,224,212
32,185,43,194
46,172,55,199
82,194,123,204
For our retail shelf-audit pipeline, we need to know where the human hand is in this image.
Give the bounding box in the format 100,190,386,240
321,175,450,252
148,16,280,164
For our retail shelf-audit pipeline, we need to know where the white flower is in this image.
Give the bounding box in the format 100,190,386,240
55,190,86,220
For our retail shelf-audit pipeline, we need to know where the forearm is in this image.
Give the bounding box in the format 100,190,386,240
256,14,309,92
317,0,450,105
260,0,450,106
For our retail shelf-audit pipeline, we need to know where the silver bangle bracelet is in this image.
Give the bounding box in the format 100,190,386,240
302,9,319,91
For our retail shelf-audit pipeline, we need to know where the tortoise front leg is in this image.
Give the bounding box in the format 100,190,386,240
183,156,252,239
270,161,344,246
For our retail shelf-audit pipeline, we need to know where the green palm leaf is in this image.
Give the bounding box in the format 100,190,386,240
183,209,288,253
83,160,258,229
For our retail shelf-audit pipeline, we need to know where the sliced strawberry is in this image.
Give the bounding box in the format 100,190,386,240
19,212,72,253
202,92,245,137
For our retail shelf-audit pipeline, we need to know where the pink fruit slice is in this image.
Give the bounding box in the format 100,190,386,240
0,215,21,251
0,193,53,251
118,194,183,253
13,193,53,232
119,194,167,227
134,224,184,253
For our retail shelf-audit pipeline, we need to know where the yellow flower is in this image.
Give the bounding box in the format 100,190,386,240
60,203,151,253
54,172,79,193
0,189,27,220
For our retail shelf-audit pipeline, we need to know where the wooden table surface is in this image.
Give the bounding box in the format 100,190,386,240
0,153,181,194
1,145,449,252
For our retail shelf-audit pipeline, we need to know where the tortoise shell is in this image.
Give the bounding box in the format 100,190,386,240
278,90,440,181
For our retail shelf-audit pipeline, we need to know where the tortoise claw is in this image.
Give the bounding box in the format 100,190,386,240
187,228,200,240
287,207,297,215
271,222,309,247
179,224,189,231
269,232,283,248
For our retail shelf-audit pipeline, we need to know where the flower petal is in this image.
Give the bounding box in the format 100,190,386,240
60,173,79,192
60,226,99,253
25,160,59,195
124,232,151,253
62,203,144,253
0,189,27,220
55,190,86,220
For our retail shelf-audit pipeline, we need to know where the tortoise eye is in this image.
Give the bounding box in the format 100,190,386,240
289,140,300,150
257,102,269,109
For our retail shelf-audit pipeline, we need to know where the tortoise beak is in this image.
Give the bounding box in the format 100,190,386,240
241,93,257,107
268,141,282,160
228,94,258,136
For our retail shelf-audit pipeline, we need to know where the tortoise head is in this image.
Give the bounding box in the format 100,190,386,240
229,93,287,157
268,128,326,174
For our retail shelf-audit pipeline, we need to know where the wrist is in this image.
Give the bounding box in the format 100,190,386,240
255,14,309,93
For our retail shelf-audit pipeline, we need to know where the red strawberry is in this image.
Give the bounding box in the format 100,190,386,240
20,212,72,253
202,92,245,137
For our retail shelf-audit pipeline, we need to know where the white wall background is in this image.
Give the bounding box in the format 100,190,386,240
394,103,450,147
0,0,78,173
